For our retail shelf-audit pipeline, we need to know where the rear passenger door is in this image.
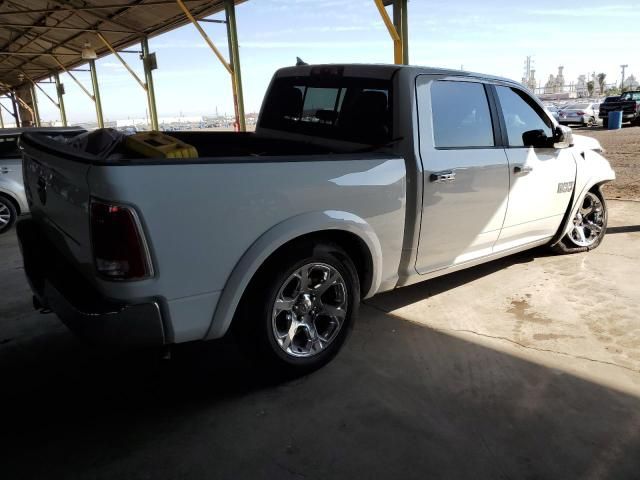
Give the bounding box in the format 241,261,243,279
491,85,576,251
415,78,510,274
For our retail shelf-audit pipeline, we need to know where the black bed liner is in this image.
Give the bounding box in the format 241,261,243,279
18,130,381,166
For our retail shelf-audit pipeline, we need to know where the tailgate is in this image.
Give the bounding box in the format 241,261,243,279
20,132,93,273
601,101,635,114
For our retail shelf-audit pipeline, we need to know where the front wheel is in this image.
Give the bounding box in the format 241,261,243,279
552,190,607,254
236,241,360,374
0,196,17,234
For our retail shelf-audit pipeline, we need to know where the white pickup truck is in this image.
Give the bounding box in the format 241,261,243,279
18,64,614,372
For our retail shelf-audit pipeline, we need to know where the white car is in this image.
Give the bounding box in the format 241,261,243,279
558,102,598,126
17,64,614,373
0,127,85,234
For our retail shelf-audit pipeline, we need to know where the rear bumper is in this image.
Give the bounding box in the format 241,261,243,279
559,115,587,124
599,112,637,120
17,218,166,346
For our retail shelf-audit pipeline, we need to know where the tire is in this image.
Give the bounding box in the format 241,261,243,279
552,189,608,254
0,196,17,234
602,119,608,129
235,240,360,375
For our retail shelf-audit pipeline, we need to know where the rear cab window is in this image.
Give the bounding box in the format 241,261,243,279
259,76,392,145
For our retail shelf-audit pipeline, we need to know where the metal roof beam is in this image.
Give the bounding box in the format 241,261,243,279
0,51,77,56
0,23,136,34
48,0,143,35
0,0,204,16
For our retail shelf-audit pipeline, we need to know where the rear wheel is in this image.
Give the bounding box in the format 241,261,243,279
0,196,17,234
603,118,608,129
236,241,360,374
552,190,607,254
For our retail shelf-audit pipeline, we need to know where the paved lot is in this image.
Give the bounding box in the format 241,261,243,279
1,200,639,479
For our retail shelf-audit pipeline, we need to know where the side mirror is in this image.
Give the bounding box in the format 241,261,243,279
552,125,573,149
522,129,552,148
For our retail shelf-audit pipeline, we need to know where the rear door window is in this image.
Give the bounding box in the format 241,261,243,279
430,81,495,148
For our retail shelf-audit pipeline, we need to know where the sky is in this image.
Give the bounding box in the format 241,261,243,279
8,0,640,124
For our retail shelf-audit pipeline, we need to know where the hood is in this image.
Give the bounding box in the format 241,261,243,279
572,134,604,153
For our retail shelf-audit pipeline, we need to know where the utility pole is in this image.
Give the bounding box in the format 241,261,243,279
620,64,628,90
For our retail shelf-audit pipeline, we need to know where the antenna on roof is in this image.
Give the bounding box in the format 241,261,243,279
296,57,308,66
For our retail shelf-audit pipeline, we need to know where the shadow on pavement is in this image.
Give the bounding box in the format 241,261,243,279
1,297,639,479
1,233,639,479
607,225,640,234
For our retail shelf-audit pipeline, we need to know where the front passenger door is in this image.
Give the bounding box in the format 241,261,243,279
492,86,576,251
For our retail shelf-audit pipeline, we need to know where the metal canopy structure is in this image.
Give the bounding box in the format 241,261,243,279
0,0,408,131
0,0,246,130
0,1,245,85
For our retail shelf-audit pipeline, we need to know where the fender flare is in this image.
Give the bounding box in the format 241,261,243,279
204,210,383,340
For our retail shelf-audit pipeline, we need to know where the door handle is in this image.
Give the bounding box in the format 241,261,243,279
0,167,11,174
514,165,533,175
430,170,456,183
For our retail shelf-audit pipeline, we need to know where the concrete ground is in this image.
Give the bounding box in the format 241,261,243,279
1,200,639,479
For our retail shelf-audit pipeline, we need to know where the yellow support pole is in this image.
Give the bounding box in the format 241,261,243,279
175,0,232,74
373,0,402,65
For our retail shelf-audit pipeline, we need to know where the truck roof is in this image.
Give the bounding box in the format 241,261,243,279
273,63,522,88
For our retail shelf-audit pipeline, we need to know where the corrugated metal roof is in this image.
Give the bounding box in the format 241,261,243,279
0,0,245,90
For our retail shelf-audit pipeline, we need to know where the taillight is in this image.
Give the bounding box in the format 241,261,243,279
577,111,585,115
90,200,153,280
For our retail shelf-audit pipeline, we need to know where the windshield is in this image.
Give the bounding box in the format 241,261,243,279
620,92,640,101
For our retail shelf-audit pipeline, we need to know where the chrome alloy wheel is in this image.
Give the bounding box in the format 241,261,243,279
569,192,605,247
0,203,11,227
271,262,348,358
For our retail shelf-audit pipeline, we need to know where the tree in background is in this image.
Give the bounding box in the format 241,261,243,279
605,86,621,96
587,80,595,97
597,73,606,95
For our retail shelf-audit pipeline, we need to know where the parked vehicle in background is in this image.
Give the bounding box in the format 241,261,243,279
544,104,560,121
558,102,598,126
17,64,615,373
0,127,85,234
598,91,640,127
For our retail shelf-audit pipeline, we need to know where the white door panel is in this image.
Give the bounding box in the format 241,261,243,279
492,85,576,250
419,149,510,273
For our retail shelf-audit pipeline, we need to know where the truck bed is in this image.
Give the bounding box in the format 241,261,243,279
20,130,337,166
19,129,407,344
